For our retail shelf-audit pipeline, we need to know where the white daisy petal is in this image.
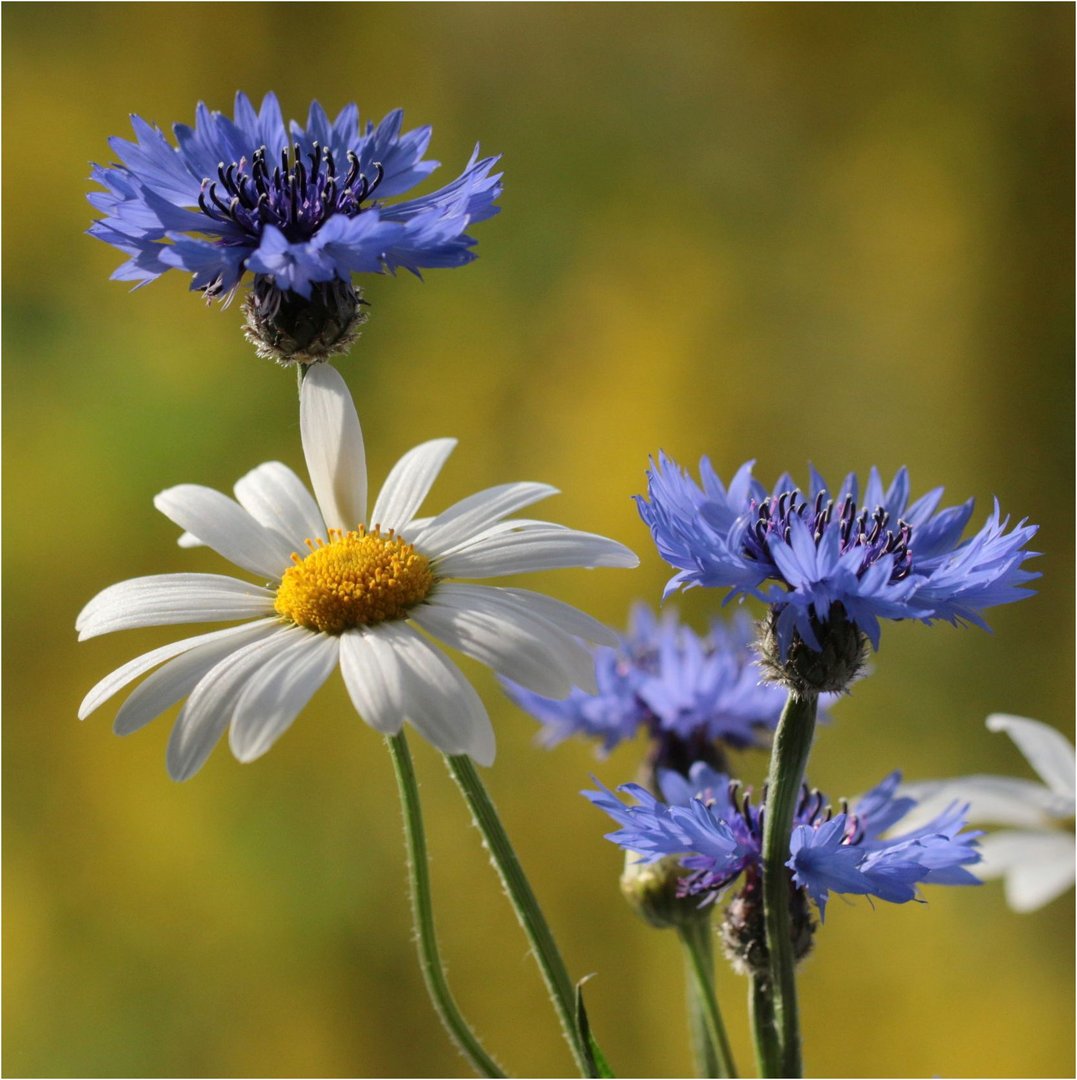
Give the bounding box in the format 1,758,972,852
114,620,281,735
167,627,300,781
414,482,559,555
79,618,281,720
339,631,405,736
977,830,1077,912
234,461,326,550
380,622,495,765
986,714,1077,802
154,484,296,578
495,587,621,646
230,632,340,762
301,363,367,532
77,574,277,640
413,584,597,696
370,438,457,533
899,775,1073,830
434,526,639,578
177,531,202,548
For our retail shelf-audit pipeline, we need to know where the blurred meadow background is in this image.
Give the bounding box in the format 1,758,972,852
3,4,1074,1077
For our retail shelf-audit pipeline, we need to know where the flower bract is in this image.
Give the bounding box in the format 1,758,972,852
77,365,637,779
585,763,981,919
900,714,1075,912
636,456,1039,660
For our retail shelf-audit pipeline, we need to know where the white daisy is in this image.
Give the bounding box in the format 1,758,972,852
900,714,1075,912
78,364,638,779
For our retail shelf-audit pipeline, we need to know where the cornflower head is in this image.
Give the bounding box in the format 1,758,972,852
503,604,800,773
585,763,981,973
89,92,501,364
636,457,1039,693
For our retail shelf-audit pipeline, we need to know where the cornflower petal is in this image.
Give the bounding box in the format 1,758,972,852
89,93,501,304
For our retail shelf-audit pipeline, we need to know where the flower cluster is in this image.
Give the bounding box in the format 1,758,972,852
78,364,636,779
89,92,501,361
586,763,982,919
636,457,1039,685
504,604,793,757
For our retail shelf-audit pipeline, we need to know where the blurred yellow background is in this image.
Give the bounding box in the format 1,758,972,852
4,4,1073,1077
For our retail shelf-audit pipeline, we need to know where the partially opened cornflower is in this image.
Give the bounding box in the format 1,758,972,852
89,92,501,362
77,365,636,779
586,764,980,970
636,457,1039,692
504,604,795,765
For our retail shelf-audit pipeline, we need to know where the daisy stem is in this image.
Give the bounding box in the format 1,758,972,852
677,919,737,1078
758,690,817,1078
446,753,597,1078
386,732,506,1079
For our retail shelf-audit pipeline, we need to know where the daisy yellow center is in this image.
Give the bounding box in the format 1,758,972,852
274,527,434,634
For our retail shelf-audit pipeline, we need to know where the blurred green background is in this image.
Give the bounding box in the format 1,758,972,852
4,4,1073,1077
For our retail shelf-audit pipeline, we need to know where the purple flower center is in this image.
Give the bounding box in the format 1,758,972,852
198,141,384,244
743,489,913,581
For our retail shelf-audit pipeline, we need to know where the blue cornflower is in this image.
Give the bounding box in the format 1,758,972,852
502,603,792,757
89,92,501,362
636,457,1039,689
585,763,981,920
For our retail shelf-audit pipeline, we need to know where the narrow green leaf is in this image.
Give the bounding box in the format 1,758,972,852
575,977,616,1078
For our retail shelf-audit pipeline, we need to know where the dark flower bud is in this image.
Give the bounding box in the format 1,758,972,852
756,604,868,696
242,277,366,366
719,867,815,979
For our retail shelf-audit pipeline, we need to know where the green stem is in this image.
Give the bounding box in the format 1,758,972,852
677,920,737,1078
386,733,506,1078
748,973,776,1078
758,691,818,1077
446,754,595,1078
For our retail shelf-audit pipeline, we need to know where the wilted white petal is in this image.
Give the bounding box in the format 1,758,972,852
154,484,295,578
301,363,367,531
230,632,340,762
77,574,276,640
370,438,457,533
